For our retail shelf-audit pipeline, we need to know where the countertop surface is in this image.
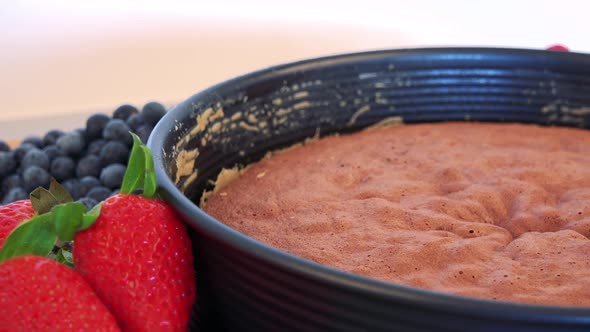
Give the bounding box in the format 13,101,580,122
1,0,589,140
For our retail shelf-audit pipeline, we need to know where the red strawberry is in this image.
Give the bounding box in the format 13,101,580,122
74,134,195,332
0,255,121,332
74,194,195,331
0,200,34,249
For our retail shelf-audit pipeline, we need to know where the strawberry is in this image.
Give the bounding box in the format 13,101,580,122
0,179,88,265
0,199,34,248
0,255,121,332
74,195,195,331
73,134,196,332
0,135,196,331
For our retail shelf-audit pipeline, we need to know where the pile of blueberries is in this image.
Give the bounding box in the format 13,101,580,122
0,102,167,207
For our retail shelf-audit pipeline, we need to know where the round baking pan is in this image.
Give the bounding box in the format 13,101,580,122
148,48,590,331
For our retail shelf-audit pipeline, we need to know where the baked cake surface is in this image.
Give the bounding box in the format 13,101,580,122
204,122,590,306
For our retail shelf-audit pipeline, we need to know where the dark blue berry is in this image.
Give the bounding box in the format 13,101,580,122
87,186,112,202
2,187,28,204
77,197,98,210
21,148,50,171
87,139,107,156
79,176,101,196
73,128,88,141
56,132,85,157
22,136,44,148
126,113,145,131
0,151,16,177
0,141,10,152
135,125,153,144
100,163,126,189
1,174,22,193
113,104,138,121
99,141,129,166
86,113,110,140
141,102,166,126
62,178,83,200
14,143,36,163
42,145,64,162
43,129,65,146
22,165,51,192
50,156,76,182
103,119,132,146
76,155,101,178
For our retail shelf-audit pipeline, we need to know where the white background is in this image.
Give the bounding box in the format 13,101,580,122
1,0,588,138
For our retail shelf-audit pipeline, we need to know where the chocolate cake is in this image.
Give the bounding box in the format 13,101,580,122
203,122,590,306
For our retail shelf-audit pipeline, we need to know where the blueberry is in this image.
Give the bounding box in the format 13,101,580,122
0,151,16,177
0,140,10,152
21,148,50,171
77,197,98,210
87,139,107,156
22,136,44,148
79,176,101,196
62,178,83,200
126,113,145,130
2,187,28,204
86,113,110,140
22,165,51,192
100,163,126,189
87,186,112,202
135,125,153,144
141,101,166,126
103,119,132,146
56,132,85,157
2,174,22,193
42,145,64,162
43,129,65,146
113,104,138,121
50,156,76,182
14,143,36,163
73,128,87,141
76,155,101,178
99,141,129,166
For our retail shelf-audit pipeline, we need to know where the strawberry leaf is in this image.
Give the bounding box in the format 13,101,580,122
121,133,146,195
49,178,74,204
30,187,59,215
120,132,158,198
141,145,157,198
81,202,102,231
0,213,56,264
56,248,74,268
51,202,86,241
29,178,73,214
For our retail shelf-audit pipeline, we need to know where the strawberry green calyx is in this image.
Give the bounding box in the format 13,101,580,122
50,202,89,241
120,133,157,198
82,202,102,231
0,213,55,264
0,180,100,264
0,135,160,265
0,137,160,265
